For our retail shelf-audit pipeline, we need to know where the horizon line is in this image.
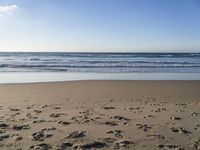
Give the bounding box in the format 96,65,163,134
0,51,200,53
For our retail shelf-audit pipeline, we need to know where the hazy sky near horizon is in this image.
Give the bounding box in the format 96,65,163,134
0,0,200,52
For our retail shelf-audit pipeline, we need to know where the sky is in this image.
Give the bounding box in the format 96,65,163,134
0,0,200,52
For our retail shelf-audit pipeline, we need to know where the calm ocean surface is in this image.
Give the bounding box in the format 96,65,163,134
0,52,200,73
0,52,200,83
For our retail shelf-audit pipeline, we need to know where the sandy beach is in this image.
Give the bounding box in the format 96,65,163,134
0,80,200,150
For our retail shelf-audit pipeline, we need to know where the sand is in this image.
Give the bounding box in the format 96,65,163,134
0,80,200,150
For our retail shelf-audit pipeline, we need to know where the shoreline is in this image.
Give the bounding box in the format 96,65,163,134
0,80,200,149
1,79,200,85
1,72,200,84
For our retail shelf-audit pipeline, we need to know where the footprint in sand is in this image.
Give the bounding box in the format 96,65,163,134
31,129,54,141
57,142,73,150
32,119,46,124
170,127,191,134
26,104,35,109
53,106,61,110
12,124,30,130
144,114,154,119
26,113,37,119
9,108,20,112
158,144,183,150
74,141,106,149
58,121,71,125
153,108,167,113
33,110,42,114
191,112,199,117
11,112,21,117
111,115,131,125
66,131,87,139
115,139,134,148
71,114,98,124
30,143,52,149
103,121,118,126
106,130,123,138
113,115,130,121
41,127,56,132
103,106,116,110
41,105,49,108
170,116,182,120
0,123,9,129
136,124,152,132
194,124,200,130
192,139,200,149
100,137,117,144
0,129,5,134
147,134,165,139
15,135,23,141
175,103,187,109
0,134,10,141
49,113,66,118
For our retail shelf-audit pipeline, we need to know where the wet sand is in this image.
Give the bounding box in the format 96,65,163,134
0,80,200,149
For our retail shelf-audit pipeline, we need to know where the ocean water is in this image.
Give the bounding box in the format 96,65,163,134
0,52,200,73
0,52,200,83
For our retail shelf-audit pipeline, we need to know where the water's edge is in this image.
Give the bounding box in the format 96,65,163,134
0,72,200,84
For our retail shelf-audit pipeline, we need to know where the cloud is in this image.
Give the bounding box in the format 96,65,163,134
0,5,18,16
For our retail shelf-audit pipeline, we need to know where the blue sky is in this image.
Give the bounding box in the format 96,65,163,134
0,0,200,52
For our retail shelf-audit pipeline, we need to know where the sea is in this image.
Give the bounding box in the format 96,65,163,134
0,52,200,83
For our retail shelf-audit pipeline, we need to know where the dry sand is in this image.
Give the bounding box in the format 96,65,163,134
0,80,200,150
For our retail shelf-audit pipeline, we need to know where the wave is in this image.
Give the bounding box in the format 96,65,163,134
0,52,200,73
28,57,62,62
1,63,200,68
